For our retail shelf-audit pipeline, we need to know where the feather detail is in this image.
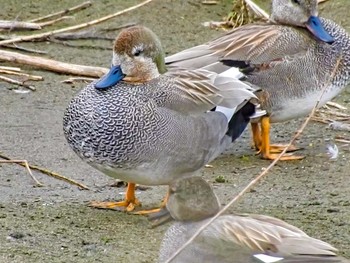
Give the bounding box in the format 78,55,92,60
209,215,338,257
209,25,311,64
168,69,257,110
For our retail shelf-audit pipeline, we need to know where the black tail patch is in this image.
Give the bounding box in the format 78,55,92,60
221,59,255,77
226,102,255,142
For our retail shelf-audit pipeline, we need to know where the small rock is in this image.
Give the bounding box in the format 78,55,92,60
327,208,340,213
7,232,25,241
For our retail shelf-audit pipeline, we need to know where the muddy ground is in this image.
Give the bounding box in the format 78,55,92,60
0,0,349,262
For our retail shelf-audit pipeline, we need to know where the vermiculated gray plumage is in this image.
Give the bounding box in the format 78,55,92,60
63,25,258,209
63,76,239,185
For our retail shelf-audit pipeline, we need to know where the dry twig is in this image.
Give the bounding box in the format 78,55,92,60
103,22,137,32
201,1,218,5
0,0,153,46
0,49,108,77
37,16,73,28
62,76,96,84
0,69,43,80
3,44,47,54
0,75,36,91
0,20,41,30
326,101,347,110
0,66,21,71
49,38,112,50
52,29,115,41
29,1,92,23
0,159,43,187
0,153,89,190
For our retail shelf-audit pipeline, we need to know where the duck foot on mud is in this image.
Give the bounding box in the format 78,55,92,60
89,182,141,212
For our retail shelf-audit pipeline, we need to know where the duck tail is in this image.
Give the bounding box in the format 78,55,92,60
214,102,256,142
220,59,255,77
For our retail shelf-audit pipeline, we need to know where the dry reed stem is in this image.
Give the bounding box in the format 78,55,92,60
29,1,92,23
0,75,36,91
326,101,347,110
0,20,41,30
3,44,48,54
62,77,96,84
0,69,43,80
0,159,43,187
0,0,153,46
0,153,89,190
37,16,73,28
0,66,21,71
0,49,108,77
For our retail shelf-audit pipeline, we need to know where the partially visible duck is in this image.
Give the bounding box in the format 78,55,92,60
152,177,349,263
166,0,350,160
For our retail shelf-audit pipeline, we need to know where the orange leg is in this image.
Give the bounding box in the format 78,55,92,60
251,122,262,150
133,188,170,216
260,116,304,160
90,182,141,212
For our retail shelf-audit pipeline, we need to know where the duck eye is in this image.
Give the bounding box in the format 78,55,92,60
292,0,300,4
133,49,142,57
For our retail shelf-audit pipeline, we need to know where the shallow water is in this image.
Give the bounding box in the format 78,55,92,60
0,0,349,262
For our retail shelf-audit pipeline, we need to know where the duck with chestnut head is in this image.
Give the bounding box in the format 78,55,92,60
63,25,261,213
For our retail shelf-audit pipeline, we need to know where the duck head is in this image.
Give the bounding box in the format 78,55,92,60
270,0,334,44
95,25,167,89
150,177,220,227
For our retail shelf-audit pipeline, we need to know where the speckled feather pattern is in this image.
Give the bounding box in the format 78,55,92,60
63,77,230,185
246,19,350,114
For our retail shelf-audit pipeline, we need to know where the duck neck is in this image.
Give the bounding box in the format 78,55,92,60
156,49,167,74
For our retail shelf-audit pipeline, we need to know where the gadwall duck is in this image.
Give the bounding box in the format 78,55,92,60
152,177,348,263
63,26,260,212
166,0,350,160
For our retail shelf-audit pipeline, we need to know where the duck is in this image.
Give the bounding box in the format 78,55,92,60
152,177,349,263
63,25,260,213
166,0,350,160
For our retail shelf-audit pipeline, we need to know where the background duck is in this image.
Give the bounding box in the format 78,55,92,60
166,0,350,161
153,177,349,263
63,25,260,213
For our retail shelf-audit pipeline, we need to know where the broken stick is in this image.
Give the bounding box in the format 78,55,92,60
0,0,153,46
0,49,108,77
0,20,41,30
0,75,36,91
0,153,89,190
0,159,43,187
0,69,43,81
29,1,93,23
